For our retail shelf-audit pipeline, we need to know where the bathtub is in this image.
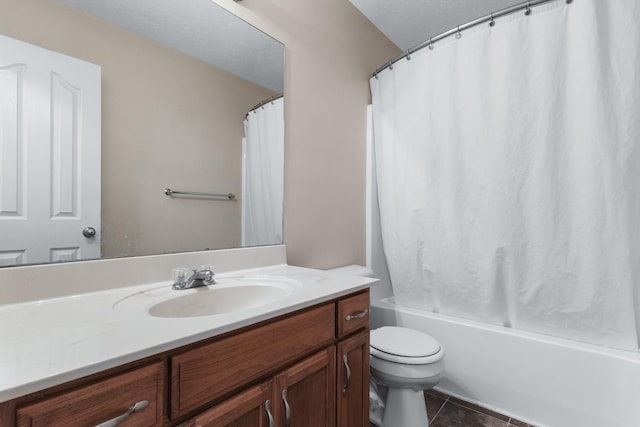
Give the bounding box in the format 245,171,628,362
370,297,640,427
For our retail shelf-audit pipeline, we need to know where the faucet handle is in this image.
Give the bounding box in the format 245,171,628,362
200,264,216,285
200,264,214,272
172,267,189,289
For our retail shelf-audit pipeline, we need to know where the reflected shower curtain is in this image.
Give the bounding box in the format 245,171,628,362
371,0,640,350
242,97,284,246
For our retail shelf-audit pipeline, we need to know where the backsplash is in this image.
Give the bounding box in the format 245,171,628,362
0,245,287,305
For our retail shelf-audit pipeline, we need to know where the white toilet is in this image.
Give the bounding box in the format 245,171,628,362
369,326,445,427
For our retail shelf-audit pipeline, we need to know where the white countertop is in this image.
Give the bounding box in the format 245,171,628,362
0,264,375,403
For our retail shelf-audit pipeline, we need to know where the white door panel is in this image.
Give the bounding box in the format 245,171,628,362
0,34,101,266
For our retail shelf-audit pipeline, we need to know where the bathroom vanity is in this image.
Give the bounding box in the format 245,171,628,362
0,259,373,427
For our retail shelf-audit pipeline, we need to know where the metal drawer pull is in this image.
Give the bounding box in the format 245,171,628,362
94,400,149,427
265,400,275,427
344,308,368,321
342,354,351,396
282,389,291,427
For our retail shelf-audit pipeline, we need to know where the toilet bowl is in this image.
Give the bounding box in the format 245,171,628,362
369,326,444,427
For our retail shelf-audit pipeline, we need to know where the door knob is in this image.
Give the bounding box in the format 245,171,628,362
83,227,97,238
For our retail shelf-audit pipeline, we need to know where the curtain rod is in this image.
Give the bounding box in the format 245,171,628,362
245,94,284,119
248,94,283,113
373,0,571,77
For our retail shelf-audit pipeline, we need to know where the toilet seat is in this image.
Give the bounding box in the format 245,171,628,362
370,326,443,365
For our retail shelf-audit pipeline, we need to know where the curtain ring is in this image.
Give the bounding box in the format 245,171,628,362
489,13,495,27
525,2,532,15
428,38,435,50
374,71,379,79
406,49,411,61
455,26,462,39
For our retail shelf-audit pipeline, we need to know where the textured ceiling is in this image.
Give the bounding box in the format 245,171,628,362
349,0,524,51
57,0,284,93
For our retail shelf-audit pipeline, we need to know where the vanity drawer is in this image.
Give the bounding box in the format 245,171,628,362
16,361,164,427
170,303,335,418
337,290,370,339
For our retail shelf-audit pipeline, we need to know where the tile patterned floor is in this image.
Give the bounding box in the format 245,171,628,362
425,390,537,427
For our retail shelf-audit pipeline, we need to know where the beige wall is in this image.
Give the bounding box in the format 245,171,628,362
214,0,400,268
0,0,275,258
0,0,399,269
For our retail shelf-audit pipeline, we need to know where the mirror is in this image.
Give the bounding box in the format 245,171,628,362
0,0,285,267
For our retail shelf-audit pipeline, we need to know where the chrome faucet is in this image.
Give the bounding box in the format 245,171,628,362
172,265,216,290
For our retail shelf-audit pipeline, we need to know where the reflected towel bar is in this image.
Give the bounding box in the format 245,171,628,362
164,188,236,200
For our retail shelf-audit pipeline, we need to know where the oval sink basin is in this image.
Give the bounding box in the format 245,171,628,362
113,276,301,318
149,284,289,318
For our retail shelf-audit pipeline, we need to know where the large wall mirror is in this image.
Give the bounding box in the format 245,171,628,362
0,0,285,267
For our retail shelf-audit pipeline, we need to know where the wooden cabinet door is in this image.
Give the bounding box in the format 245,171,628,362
182,380,274,427
337,330,370,427
171,304,335,418
274,347,337,427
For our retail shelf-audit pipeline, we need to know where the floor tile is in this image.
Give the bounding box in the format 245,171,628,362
448,396,510,421
430,400,509,427
508,419,537,427
425,393,447,422
426,388,451,400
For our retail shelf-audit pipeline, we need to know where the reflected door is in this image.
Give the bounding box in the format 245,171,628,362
0,34,101,266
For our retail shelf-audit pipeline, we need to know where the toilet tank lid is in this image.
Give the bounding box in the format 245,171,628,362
370,326,441,358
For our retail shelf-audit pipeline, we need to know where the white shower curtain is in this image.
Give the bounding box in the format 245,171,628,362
242,97,284,247
371,0,640,350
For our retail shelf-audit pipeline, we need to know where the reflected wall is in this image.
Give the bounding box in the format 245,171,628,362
0,0,276,258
